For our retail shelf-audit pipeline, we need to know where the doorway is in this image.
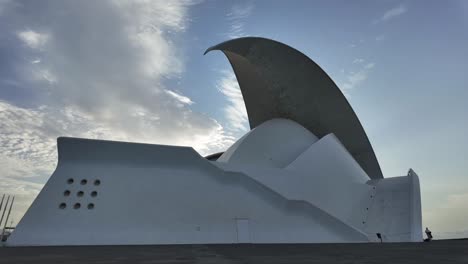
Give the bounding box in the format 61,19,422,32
236,218,250,243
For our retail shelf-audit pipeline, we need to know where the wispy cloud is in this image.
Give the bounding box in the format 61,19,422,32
219,3,253,132
217,71,249,133
226,2,254,39
374,4,407,23
352,58,365,64
339,60,376,94
164,89,194,106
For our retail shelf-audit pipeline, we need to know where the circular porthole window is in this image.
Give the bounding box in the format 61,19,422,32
94,179,101,186
67,178,74,184
91,191,98,197
73,203,81,209
59,203,66,209
77,191,84,197
64,190,71,196
80,179,87,185
87,203,95,209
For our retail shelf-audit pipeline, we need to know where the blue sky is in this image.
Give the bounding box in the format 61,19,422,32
1,0,467,239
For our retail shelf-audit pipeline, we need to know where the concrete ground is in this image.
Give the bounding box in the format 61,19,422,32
1,240,467,264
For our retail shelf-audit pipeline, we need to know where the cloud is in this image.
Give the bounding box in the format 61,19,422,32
353,58,365,64
0,101,102,224
339,61,375,94
0,0,233,153
164,89,194,105
0,99,232,169
374,4,407,23
17,30,49,49
226,2,254,39
375,35,385,41
0,0,235,223
381,4,407,21
217,71,248,133
364,62,375,69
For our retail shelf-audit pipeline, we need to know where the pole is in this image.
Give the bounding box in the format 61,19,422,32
3,196,14,229
0,195,10,228
1,196,14,241
0,194,5,215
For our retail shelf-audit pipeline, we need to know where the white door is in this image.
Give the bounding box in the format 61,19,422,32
236,219,250,243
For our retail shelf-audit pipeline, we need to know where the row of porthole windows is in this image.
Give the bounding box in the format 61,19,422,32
59,203,94,209
67,178,100,186
63,190,98,197
362,186,377,225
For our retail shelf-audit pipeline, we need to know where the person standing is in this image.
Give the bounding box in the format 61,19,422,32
425,227,433,242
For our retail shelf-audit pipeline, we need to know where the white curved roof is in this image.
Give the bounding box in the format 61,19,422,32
205,37,383,179
218,118,318,168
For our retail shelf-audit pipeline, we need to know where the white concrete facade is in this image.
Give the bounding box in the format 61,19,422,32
9,119,422,246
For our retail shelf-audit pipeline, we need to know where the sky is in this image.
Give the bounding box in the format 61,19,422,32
0,0,467,239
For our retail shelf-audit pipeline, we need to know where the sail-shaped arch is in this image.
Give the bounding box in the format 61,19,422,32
205,37,383,179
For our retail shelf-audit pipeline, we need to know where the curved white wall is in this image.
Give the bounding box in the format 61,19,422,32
218,119,318,168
